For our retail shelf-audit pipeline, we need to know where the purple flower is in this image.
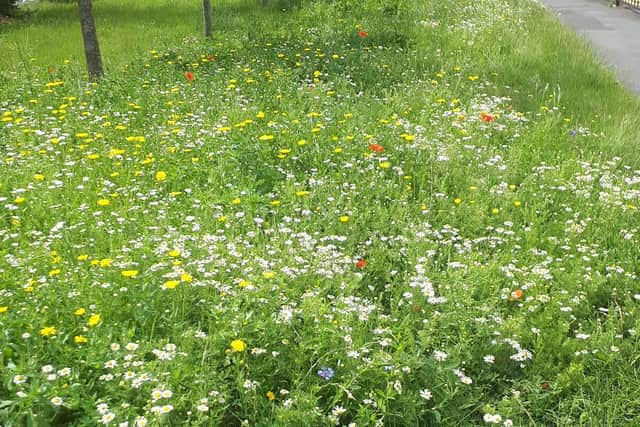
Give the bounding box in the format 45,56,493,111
317,367,334,381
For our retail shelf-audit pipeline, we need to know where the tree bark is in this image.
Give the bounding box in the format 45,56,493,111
78,0,103,80
203,0,212,38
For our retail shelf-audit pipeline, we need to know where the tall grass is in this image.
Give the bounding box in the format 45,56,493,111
1,0,639,425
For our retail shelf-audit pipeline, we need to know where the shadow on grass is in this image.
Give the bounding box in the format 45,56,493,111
10,0,299,29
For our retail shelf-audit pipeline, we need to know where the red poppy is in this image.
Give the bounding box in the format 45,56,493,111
369,143,384,153
480,112,494,123
356,259,367,269
358,30,368,38
184,71,195,82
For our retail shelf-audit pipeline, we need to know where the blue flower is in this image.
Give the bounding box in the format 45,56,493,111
317,367,334,381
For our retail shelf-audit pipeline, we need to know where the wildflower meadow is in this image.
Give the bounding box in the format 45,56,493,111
1,0,640,425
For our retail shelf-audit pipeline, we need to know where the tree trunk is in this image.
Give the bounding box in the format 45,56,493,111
203,0,212,38
78,0,103,80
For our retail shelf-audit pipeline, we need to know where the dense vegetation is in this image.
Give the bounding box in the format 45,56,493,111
1,0,640,425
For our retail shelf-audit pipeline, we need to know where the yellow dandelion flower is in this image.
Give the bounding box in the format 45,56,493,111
262,271,276,279
296,191,310,197
99,258,112,268
231,198,241,205
34,174,45,181
121,270,139,278
40,326,57,337
514,201,522,207
163,280,179,290
266,391,275,401
379,161,392,169
454,198,462,205
180,272,193,283
87,313,101,327
230,339,247,352
155,171,167,182
77,254,89,261
74,335,88,344
14,197,26,204
339,215,350,223
97,199,110,207
168,249,181,257
491,208,500,215
0,306,8,314
74,308,86,316
258,134,274,141
270,200,281,207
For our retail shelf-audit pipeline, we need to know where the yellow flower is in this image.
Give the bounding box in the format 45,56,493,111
256,111,265,119
339,215,350,223
155,171,167,182
266,391,275,401
230,339,247,352
168,249,181,257
513,200,522,207
262,271,276,279
295,191,310,197
163,280,179,290
74,335,88,344
34,174,45,181
491,208,500,215
121,270,139,278
258,134,274,141
270,200,281,207
379,161,391,169
74,308,86,316
40,326,57,337
99,258,112,267
14,197,26,204
231,198,241,205
0,306,8,314
97,199,110,206
87,313,101,327
180,272,193,283
454,198,462,205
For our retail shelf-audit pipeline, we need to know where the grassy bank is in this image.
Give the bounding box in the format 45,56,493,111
1,0,640,425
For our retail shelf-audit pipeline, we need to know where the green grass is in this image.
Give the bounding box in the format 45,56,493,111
1,0,640,425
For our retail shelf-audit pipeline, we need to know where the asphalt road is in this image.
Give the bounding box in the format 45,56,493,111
540,0,640,95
